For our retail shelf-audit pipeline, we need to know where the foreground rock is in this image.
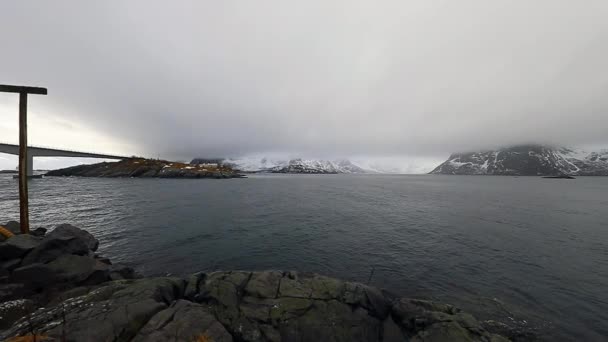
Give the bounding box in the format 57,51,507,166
1,224,511,341
0,222,139,327
1,270,510,342
45,158,245,178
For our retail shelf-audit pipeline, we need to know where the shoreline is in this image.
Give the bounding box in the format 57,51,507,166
0,222,515,341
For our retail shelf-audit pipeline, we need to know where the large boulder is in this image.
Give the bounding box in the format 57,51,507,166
47,224,99,252
21,233,89,265
0,234,41,261
10,255,109,290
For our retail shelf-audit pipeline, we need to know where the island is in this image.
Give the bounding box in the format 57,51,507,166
45,158,245,179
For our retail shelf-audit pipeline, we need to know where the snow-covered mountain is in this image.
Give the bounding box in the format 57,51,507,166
430,145,608,176
217,157,370,174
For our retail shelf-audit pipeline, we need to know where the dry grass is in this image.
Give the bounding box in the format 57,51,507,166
0,225,15,238
193,334,213,342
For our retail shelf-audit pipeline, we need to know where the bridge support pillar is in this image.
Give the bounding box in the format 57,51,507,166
27,154,33,177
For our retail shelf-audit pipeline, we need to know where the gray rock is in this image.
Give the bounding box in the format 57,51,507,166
342,281,391,319
4,221,21,235
383,316,407,342
184,272,203,300
0,234,42,261
279,300,381,342
0,268,511,342
246,271,282,298
11,262,58,289
31,227,47,237
133,299,232,341
81,260,111,285
0,298,35,330
47,254,99,284
108,264,138,280
392,298,509,342
1,259,21,273
21,233,89,265
94,255,112,265
47,224,99,251
0,277,184,341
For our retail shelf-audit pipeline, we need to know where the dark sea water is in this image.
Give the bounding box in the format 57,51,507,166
1,174,607,341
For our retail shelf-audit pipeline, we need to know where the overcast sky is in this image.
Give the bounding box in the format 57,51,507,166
1,1,607,171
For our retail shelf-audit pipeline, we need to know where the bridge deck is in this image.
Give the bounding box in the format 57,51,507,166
0,143,128,159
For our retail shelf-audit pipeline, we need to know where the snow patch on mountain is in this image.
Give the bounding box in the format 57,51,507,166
221,157,369,174
430,145,608,176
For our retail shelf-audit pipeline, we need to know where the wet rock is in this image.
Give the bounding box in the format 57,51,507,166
47,224,99,251
0,234,42,261
482,320,536,342
133,299,232,341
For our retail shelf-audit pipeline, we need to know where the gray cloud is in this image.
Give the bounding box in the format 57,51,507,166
1,1,607,165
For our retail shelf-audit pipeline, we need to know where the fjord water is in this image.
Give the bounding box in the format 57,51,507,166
1,174,607,340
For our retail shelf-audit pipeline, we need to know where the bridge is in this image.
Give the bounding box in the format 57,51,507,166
0,143,128,176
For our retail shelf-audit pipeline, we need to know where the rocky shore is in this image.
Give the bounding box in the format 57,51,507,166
1,222,512,341
45,158,245,179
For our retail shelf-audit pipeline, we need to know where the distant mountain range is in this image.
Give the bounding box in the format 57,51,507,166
191,157,371,174
430,145,608,176
189,145,608,176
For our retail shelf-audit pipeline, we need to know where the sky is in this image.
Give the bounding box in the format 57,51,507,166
1,1,607,172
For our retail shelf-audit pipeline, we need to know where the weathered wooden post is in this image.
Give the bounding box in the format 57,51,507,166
0,84,48,234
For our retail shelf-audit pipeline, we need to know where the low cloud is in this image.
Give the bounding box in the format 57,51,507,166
1,1,607,171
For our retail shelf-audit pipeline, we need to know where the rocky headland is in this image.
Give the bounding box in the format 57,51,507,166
45,158,245,179
0,222,514,341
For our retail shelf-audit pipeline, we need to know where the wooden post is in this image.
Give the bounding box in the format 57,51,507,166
0,84,47,234
19,92,29,234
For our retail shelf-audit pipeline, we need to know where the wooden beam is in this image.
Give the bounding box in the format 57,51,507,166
0,84,47,95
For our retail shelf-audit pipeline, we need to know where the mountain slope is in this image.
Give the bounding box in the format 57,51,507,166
213,157,370,174
430,145,608,176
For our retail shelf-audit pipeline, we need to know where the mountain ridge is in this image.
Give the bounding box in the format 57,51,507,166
430,145,608,176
